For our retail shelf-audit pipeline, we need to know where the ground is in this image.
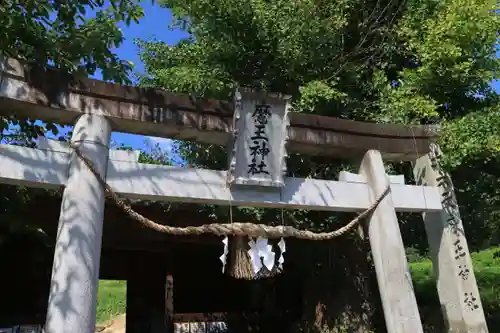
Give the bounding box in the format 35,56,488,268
95,247,500,332
96,314,126,333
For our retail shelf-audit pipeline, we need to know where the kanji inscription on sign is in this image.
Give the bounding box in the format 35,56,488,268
228,89,291,187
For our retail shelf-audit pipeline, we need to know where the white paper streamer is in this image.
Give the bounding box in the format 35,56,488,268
247,239,262,274
220,236,229,273
247,237,277,274
258,238,275,271
278,237,286,269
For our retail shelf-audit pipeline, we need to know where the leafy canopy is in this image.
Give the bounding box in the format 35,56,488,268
138,0,499,166
1,0,147,148
137,0,500,248
0,0,144,84
0,1,147,238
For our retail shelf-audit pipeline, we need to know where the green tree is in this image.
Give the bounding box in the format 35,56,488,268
0,0,146,287
0,0,144,83
137,0,500,246
0,0,147,185
0,0,143,218
0,0,146,141
136,0,500,330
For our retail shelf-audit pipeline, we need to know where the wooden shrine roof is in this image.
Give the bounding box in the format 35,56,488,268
0,57,439,161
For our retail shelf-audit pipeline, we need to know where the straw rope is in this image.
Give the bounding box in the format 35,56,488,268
69,142,390,240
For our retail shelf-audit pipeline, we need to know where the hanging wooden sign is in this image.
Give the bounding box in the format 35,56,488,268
228,88,291,188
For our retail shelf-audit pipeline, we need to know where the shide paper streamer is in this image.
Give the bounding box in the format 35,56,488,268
220,236,229,273
220,236,287,276
278,237,286,269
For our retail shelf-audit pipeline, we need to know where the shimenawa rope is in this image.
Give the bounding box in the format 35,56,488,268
69,142,390,240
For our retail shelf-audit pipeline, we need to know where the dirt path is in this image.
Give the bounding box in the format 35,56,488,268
96,314,126,333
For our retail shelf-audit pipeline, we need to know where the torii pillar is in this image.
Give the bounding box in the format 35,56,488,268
359,150,424,333
44,114,111,333
414,144,488,333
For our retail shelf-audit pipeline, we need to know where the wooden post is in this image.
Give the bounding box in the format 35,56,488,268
126,253,168,333
359,150,423,333
413,144,488,333
44,114,111,333
165,274,174,333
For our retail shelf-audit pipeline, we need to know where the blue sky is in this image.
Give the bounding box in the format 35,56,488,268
5,2,188,159
95,2,188,156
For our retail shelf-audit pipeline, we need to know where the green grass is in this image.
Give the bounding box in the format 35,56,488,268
96,280,126,324
94,247,500,329
410,247,500,332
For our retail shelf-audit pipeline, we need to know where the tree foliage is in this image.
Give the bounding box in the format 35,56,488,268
0,0,147,154
137,0,500,250
0,0,144,83
0,0,146,249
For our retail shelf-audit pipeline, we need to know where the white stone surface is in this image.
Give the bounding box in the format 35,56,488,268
414,144,489,333
359,150,424,333
106,162,440,212
44,114,111,333
339,170,405,184
37,137,140,162
0,144,442,212
0,144,68,188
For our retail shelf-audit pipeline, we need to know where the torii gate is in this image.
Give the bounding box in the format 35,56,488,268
0,57,489,333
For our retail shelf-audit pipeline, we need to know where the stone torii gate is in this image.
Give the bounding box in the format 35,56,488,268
0,57,489,333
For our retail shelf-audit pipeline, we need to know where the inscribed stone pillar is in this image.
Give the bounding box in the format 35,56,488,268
413,143,488,333
359,150,423,333
45,114,111,333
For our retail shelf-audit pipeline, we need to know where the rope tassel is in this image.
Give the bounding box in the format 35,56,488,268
228,236,254,279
